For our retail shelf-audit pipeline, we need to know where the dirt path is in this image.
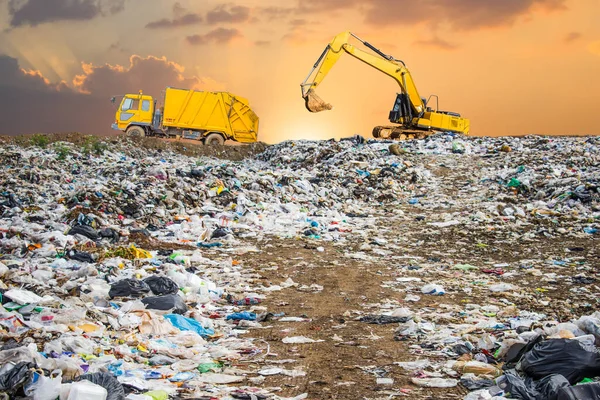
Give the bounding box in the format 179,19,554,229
223,154,599,399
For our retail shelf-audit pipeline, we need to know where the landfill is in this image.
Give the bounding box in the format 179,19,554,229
0,132,599,399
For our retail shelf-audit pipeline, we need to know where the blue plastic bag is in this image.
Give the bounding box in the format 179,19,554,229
226,311,257,321
164,314,215,337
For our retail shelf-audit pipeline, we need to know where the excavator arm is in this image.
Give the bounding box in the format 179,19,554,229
301,31,425,118
301,31,470,136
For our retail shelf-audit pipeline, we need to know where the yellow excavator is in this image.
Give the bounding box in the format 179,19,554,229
301,31,470,140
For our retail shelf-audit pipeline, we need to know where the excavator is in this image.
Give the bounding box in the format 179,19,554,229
301,31,470,140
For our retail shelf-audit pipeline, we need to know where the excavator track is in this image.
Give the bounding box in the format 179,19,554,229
372,125,436,141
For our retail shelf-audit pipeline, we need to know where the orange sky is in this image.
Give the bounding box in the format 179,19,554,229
0,0,598,143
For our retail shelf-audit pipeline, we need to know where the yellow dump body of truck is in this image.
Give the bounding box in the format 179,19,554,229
163,87,259,143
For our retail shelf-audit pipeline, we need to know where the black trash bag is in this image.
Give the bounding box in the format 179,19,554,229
141,294,187,314
520,338,600,384
68,225,99,240
501,370,570,400
460,377,495,391
359,315,411,324
99,228,120,243
0,361,36,395
76,372,125,400
557,382,600,400
108,278,150,299
66,249,94,263
503,334,544,370
143,275,179,295
211,227,231,239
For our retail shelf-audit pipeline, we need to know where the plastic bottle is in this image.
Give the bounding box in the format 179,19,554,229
198,281,210,304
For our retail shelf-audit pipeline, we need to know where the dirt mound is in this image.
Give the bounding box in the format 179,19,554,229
0,132,269,161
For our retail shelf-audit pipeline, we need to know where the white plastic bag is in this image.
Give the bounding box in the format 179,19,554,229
26,369,63,400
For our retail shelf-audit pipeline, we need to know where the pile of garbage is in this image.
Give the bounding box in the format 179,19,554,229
0,133,598,399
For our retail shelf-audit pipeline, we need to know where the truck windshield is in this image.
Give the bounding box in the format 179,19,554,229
121,98,139,111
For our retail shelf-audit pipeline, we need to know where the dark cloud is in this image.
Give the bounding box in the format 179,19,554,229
6,0,126,27
255,40,271,47
145,2,202,29
206,4,250,24
290,19,307,26
255,6,295,20
564,31,581,43
294,0,567,30
413,36,458,50
0,54,217,135
186,28,242,46
297,0,358,13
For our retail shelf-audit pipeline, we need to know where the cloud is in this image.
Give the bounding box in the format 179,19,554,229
5,0,126,27
564,31,581,43
294,0,567,30
290,19,307,27
414,36,458,50
206,4,250,24
145,2,202,29
186,28,242,45
255,40,271,47
297,0,358,13
0,54,221,135
255,6,295,20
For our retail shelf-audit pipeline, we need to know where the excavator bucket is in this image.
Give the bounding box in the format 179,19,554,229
303,89,333,113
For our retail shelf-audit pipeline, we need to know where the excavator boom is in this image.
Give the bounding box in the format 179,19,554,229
301,31,470,137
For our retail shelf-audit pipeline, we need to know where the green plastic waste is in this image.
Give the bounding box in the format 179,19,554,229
507,178,521,188
577,377,595,385
144,390,168,400
197,362,222,373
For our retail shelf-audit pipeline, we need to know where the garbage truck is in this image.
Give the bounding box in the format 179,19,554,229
111,87,259,145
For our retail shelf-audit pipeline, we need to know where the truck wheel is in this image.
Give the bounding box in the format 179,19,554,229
126,126,145,137
205,133,225,146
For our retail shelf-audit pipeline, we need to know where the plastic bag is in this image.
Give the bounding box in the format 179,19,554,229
452,361,501,377
26,370,62,400
67,225,99,240
556,382,600,400
500,370,570,400
108,279,150,299
143,276,179,296
164,314,215,337
225,312,256,321
141,294,187,314
76,372,125,400
519,338,600,384
0,361,36,395
359,315,411,324
576,316,600,346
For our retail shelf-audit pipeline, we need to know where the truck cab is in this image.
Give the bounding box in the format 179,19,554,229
111,92,156,133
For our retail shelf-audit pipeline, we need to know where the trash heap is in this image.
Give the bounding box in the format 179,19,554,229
0,133,598,399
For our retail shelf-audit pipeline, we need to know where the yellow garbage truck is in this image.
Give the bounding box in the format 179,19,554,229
111,87,259,145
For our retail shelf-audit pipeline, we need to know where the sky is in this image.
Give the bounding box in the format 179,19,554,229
0,0,598,143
